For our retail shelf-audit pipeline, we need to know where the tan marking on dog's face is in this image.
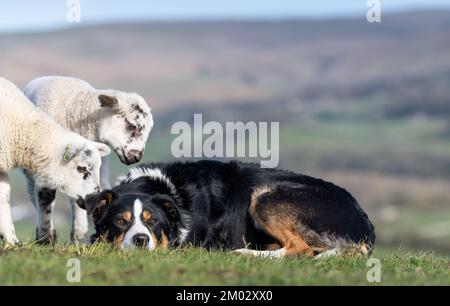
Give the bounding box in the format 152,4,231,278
151,232,158,247
142,210,152,223
161,232,170,249
123,211,132,223
114,233,126,247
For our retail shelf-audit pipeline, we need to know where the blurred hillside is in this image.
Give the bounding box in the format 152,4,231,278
2,11,450,254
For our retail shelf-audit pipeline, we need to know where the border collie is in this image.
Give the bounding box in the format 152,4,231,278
81,160,375,258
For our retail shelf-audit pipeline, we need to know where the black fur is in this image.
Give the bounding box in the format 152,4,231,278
84,160,375,252
35,188,57,244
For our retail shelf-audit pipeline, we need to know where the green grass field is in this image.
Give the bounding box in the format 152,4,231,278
0,243,448,285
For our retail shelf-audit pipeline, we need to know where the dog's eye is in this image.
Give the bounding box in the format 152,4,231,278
115,218,128,226
146,217,156,225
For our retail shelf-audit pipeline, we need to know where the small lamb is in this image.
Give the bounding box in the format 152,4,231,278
23,76,153,242
0,77,110,245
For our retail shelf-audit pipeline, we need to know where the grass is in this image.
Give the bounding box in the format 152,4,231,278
0,243,448,285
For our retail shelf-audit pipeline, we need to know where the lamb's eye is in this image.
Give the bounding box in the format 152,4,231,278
127,122,137,131
77,166,87,174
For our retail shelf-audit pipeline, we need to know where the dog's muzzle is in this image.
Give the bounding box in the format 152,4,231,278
132,234,150,247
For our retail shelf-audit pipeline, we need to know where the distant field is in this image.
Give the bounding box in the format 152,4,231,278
0,243,448,286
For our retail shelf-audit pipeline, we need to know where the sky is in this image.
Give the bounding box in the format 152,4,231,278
0,0,450,32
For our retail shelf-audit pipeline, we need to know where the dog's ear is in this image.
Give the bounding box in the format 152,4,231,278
80,190,115,219
163,200,178,220
153,195,179,221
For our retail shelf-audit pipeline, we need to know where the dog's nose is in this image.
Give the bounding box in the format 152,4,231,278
127,150,143,164
132,234,150,247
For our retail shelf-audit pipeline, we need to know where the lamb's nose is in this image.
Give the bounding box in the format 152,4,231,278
128,150,143,163
132,234,150,247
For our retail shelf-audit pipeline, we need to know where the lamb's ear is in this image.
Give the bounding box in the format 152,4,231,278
82,190,115,218
98,94,118,108
91,142,111,158
63,143,85,161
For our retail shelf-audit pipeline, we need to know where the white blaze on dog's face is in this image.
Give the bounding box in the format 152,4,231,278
97,92,153,165
56,139,110,200
121,199,156,250
84,191,183,250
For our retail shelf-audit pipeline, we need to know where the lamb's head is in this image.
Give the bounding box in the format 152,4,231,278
40,136,111,201
97,91,153,165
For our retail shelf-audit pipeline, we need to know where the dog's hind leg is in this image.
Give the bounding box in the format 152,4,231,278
233,248,286,258
237,185,315,258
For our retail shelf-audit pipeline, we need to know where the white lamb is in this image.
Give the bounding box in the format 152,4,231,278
0,77,110,245
23,76,153,242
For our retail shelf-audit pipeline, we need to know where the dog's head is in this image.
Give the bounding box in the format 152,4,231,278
81,190,184,250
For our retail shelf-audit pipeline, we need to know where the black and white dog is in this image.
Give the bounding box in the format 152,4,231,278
81,160,375,258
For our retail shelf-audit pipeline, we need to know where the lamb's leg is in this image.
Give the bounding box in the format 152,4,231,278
0,173,19,245
100,156,111,189
34,187,57,244
70,200,89,243
24,169,57,244
23,169,37,208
